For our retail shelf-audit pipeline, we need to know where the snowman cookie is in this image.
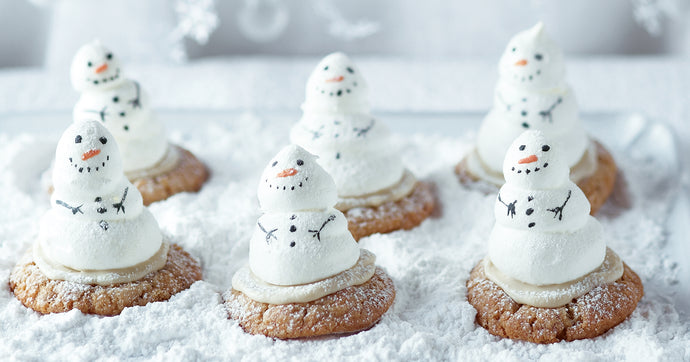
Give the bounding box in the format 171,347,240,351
224,145,395,339
466,131,642,343
70,40,209,205
10,121,202,316
291,52,435,240
456,23,616,214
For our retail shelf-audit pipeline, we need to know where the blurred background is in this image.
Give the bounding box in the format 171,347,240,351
1,0,689,69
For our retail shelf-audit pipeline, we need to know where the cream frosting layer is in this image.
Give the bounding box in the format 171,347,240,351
484,248,624,308
33,242,169,286
251,145,361,286
42,121,163,273
335,169,416,211
488,131,606,286
124,144,180,180
474,22,589,179
234,249,375,304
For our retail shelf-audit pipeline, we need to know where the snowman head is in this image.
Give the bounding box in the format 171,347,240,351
70,40,124,92
498,22,565,90
302,52,369,114
257,145,338,213
53,120,123,196
503,130,569,189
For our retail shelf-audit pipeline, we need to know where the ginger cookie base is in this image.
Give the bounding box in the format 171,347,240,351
9,244,202,316
224,267,395,339
455,141,617,215
466,259,643,344
132,145,209,206
342,181,436,241
575,142,617,215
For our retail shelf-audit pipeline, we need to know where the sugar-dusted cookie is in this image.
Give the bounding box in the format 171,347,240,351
344,181,436,241
291,52,435,239
466,131,642,343
225,145,395,338
466,260,643,344
455,23,615,214
10,244,201,316
226,268,395,339
10,121,201,316
71,40,208,205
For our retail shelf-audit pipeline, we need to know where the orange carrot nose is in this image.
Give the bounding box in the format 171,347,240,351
325,75,344,83
518,154,538,164
514,59,528,66
95,63,108,74
276,168,298,178
81,149,101,161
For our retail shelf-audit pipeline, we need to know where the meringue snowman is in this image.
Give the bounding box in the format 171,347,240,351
470,22,591,185
488,131,605,286
71,40,168,173
290,52,407,200
35,120,163,276
249,145,360,286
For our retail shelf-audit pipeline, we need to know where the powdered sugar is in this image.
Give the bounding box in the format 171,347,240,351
0,111,688,360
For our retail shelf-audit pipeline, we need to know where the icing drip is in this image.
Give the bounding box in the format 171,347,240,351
34,242,170,286
484,248,624,308
234,249,375,304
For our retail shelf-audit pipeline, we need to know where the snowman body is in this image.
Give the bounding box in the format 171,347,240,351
476,23,589,175
291,52,404,197
250,210,358,285
38,121,162,271
488,131,605,286
71,42,168,173
249,145,360,286
292,112,403,197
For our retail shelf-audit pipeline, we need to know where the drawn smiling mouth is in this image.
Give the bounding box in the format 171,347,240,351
69,154,111,173
87,68,121,85
265,177,309,191
511,162,549,175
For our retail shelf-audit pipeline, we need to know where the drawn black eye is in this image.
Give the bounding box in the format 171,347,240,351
113,96,119,103
75,135,82,143
512,47,516,52
99,137,107,144
119,112,126,117
106,53,113,60
296,159,304,166
271,161,278,167
542,145,550,152
535,53,543,61
519,145,526,151
346,67,354,74
324,65,329,71
87,62,92,67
